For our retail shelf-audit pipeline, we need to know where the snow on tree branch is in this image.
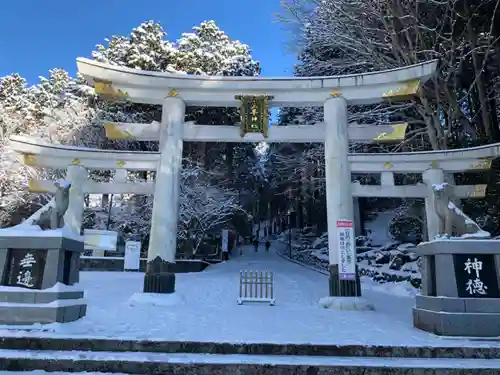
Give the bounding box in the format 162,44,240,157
112,159,246,249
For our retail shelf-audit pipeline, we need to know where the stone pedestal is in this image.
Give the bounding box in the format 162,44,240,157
328,264,362,297
413,239,500,336
143,257,175,293
0,233,87,325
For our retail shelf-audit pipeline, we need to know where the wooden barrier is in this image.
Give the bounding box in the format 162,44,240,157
237,270,275,306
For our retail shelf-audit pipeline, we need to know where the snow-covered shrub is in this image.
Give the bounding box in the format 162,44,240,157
388,216,423,244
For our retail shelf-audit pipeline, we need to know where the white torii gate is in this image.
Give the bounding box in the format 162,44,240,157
13,57,497,305
75,57,440,302
8,133,499,304
12,135,494,204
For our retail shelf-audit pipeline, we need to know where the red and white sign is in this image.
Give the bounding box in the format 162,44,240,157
336,220,356,280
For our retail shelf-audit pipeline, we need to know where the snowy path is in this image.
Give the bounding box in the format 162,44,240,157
0,245,498,347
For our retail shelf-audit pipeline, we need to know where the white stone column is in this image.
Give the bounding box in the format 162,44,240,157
63,165,87,236
423,168,445,240
113,168,128,188
381,171,395,186
144,97,185,294
112,168,129,212
92,169,128,257
323,97,359,297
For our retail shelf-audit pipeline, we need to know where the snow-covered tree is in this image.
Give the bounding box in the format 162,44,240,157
94,159,246,256
1,19,262,248
281,0,500,148
176,20,260,76
0,70,98,227
92,20,262,239
272,0,500,235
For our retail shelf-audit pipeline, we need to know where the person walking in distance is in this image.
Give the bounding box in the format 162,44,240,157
253,238,259,252
265,239,271,252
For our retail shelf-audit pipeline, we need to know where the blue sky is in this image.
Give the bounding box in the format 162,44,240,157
0,0,297,85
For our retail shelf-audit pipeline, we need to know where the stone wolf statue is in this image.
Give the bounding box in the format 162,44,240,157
433,183,487,238
33,181,71,230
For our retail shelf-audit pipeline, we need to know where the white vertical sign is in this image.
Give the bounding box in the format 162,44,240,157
124,241,141,271
336,220,356,280
222,229,229,253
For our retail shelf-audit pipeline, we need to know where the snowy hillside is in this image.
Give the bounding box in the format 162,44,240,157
275,212,421,288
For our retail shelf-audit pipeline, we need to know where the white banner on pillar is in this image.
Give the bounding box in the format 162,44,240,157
336,220,356,280
124,241,141,271
222,229,229,253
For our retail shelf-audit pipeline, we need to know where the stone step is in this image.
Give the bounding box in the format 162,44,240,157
0,349,500,375
0,336,499,358
1,372,127,375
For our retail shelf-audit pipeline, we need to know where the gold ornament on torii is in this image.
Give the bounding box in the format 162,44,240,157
93,79,129,102
235,95,273,138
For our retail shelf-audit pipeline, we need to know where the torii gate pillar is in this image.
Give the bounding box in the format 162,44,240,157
143,97,185,294
322,96,371,309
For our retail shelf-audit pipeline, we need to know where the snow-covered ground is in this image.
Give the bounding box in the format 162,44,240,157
0,245,498,347
364,211,397,246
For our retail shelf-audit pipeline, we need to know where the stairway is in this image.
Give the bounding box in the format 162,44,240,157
0,336,499,374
